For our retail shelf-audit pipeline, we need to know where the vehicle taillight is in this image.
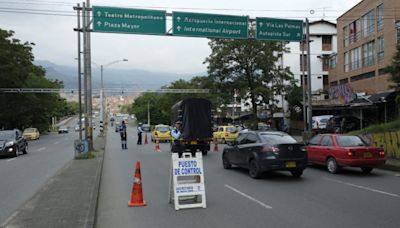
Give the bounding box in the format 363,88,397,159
347,149,356,157
225,132,228,137
379,150,385,156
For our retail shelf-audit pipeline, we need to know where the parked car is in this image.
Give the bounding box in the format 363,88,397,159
312,115,333,133
222,131,307,179
58,125,69,134
306,134,386,174
22,128,40,140
213,126,239,143
325,116,366,133
0,129,28,157
151,124,171,142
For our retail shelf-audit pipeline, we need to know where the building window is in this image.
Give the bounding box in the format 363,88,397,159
362,41,375,67
322,55,330,71
349,19,361,43
299,41,308,52
329,54,337,69
378,68,386,75
350,71,375,82
362,10,375,38
397,21,400,44
344,52,349,72
300,75,308,87
377,4,384,31
350,47,361,70
377,36,384,62
339,78,349,84
323,75,329,91
322,35,332,51
300,54,308,71
330,81,338,87
343,26,349,47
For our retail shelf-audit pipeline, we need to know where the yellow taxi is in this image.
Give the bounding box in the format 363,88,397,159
23,128,40,140
151,124,171,142
213,125,239,143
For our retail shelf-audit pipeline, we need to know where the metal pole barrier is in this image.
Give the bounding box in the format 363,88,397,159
77,3,82,141
306,18,313,134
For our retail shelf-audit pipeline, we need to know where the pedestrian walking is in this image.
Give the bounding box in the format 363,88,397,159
119,121,127,149
137,123,144,145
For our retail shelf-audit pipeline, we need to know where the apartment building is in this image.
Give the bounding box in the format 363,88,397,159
329,0,400,94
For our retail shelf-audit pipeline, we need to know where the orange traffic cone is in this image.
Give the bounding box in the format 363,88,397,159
144,133,148,145
155,137,161,152
128,161,146,207
213,138,219,152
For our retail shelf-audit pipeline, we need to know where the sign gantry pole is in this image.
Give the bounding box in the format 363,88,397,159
86,0,93,151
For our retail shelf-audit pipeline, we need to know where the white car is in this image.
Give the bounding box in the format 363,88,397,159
312,115,333,132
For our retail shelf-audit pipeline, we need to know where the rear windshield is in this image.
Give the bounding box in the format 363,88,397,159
24,128,35,133
320,119,329,123
0,131,14,140
226,127,237,133
336,135,367,147
260,133,297,144
156,127,169,132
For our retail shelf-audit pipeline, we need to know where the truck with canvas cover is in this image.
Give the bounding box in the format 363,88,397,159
171,98,213,155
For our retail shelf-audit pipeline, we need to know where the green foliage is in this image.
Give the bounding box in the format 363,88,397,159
351,119,400,135
285,85,303,120
0,28,67,132
385,45,400,104
129,76,216,125
204,34,296,122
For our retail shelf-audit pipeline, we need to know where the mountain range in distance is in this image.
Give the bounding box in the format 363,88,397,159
34,60,204,90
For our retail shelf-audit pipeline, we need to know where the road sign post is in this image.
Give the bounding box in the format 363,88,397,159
172,11,248,39
93,6,166,35
256,18,303,41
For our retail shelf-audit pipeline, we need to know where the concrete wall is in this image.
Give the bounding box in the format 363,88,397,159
363,130,400,159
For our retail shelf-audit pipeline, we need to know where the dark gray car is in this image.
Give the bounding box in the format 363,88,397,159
222,131,307,179
0,129,28,157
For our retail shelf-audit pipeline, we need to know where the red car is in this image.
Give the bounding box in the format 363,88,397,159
306,134,385,174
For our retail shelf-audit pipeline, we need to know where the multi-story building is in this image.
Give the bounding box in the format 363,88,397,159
329,0,400,94
284,20,337,96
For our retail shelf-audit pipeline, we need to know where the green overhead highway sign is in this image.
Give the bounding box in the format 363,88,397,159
92,6,166,35
172,11,248,39
256,18,303,42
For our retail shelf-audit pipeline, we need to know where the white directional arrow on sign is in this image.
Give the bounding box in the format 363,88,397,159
259,22,263,27
97,21,102,27
177,26,181,31
177,16,181,22
97,11,101,17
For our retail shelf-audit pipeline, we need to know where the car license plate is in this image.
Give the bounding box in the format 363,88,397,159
286,161,296,168
363,152,372,158
190,141,197,145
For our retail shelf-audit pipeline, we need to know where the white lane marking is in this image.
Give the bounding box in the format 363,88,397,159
1,210,19,227
323,177,400,198
224,184,272,209
7,158,16,162
37,147,46,151
53,141,60,145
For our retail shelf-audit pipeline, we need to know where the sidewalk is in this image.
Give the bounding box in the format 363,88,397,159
1,135,105,228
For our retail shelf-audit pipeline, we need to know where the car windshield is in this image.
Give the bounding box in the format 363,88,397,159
0,131,15,140
156,126,169,132
320,119,329,123
336,135,367,147
226,127,237,133
259,133,297,144
24,128,35,133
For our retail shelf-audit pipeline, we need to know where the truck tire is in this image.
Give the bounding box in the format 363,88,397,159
202,150,208,155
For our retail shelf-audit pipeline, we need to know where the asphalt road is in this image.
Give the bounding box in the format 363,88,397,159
0,117,100,225
97,123,400,228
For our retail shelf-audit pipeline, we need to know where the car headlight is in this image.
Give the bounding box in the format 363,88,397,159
5,141,14,147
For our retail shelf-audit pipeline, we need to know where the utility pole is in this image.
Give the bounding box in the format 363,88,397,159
147,102,150,126
100,65,104,136
76,3,82,141
306,18,313,133
86,0,93,151
301,40,307,133
82,2,88,141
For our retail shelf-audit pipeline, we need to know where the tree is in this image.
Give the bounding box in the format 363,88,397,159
204,34,295,126
385,45,400,104
0,29,66,131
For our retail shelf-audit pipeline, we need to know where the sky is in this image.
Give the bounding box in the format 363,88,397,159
0,0,361,75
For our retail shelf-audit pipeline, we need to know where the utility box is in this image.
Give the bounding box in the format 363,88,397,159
74,139,89,155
